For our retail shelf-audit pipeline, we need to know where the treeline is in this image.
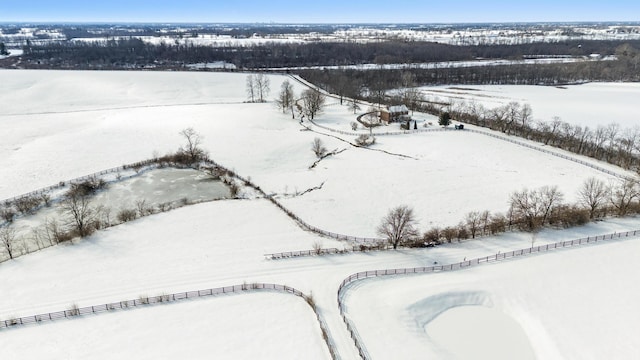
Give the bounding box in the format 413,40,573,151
14,38,640,70
301,56,639,95
440,99,640,172
58,24,338,40
408,177,640,248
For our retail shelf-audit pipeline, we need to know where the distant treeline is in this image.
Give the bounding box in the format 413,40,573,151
301,57,638,93
10,38,640,70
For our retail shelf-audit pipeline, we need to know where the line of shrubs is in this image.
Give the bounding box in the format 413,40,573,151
404,179,640,248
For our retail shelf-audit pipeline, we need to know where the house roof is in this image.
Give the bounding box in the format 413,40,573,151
388,105,409,113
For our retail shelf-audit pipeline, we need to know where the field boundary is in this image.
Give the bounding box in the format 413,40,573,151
0,157,384,263
0,282,338,360
291,73,634,180
305,118,629,180
0,283,302,330
336,228,640,360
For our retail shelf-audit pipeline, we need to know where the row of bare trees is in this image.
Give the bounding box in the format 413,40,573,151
274,79,327,120
246,73,270,103
377,177,640,249
446,99,640,171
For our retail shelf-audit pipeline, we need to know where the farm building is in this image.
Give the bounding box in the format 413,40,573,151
380,104,410,122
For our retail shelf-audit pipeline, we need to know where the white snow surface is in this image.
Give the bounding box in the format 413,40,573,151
2,70,626,235
0,292,329,360
345,237,640,360
2,70,640,359
419,83,640,129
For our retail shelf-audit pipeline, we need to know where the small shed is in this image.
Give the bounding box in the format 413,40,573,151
380,105,410,122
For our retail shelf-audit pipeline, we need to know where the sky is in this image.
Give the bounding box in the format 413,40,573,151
1,0,639,24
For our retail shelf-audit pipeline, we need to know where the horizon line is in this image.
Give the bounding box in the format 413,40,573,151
2,20,640,26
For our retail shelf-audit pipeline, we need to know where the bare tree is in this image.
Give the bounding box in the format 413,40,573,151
579,177,608,219
377,205,419,249
403,88,424,116
60,188,100,238
479,210,491,236
275,80,295,117
489,213,507,234
618,127,640,169
301,89,326,120
465,211,482,239
246,75,256,102
441,226,457,243
136,199,150,217
510,186,564,231
311,138,327,158
43,218,68,245
489,105,508,132
423,227,441,245
312,240,323,255
519,103,533,138
503,101,520,134
509,189,542,232
179,127,206,163
538,116,563,145
591,125,608,159
605,123,620,155
349,98,361,114
254,73,270,102
538,185,564,225
397,72,421,114
609,178,640,216
0,226,17,259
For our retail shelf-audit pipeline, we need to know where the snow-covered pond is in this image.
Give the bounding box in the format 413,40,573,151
5,167,230,258
345,237,640,359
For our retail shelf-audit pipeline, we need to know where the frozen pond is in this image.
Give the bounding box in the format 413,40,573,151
3,167,231,259
91,167,231,210
425,305,535,360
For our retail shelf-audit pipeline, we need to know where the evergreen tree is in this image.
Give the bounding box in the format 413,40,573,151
439,112,451,127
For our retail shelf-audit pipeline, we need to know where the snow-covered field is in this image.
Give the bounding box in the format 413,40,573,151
419,83,640,129
1,70,628,233
2,69,640,359
345,237,640,360
0,291,330,360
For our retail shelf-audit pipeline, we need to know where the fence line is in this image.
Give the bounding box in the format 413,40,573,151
335,228,640,360
217,160,385,246
0,162,162,207
304,118,629,181
265,248,344,260
0,157,382,264
291,74,634,182
0,281,338,360
465,129,630,180
0,283,292,330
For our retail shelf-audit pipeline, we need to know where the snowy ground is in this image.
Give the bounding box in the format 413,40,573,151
0,291,330,360
2,70,640,359
280,128,622,236
2,196,639,359
418,83,640,129
344,236,640,360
